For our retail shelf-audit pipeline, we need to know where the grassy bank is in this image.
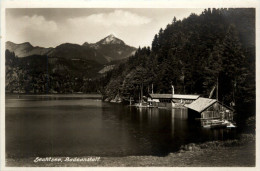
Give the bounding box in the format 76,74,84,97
179,133,255,152
6,134,255,167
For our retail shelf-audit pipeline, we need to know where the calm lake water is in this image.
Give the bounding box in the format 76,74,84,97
6,94,237,158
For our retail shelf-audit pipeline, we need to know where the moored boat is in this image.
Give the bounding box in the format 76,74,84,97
134,102,158,108
201,119,236,129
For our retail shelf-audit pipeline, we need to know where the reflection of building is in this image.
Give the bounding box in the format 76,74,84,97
185,97,234,120
171,108,188,119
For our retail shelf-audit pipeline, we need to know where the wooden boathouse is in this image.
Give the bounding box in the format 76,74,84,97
147,93,200,108
146,85,200,108
185,97,234,120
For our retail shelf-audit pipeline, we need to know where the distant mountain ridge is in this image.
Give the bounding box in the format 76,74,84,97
5,34,137,93
6,34,136,64
6,41,53,58
47,43,108,64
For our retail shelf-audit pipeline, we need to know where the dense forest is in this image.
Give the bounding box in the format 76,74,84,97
102,8,255,122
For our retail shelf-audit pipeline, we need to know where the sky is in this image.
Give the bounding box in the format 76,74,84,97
6,8,204,48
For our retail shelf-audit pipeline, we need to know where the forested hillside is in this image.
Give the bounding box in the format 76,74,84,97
5,35,136,93
103,8,255,120
5,50,104,93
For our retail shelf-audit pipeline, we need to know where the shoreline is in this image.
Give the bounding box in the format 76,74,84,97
5,93,102,99
6,134,255,167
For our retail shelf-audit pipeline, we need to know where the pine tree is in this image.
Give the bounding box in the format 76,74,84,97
220,24,247,104
152,34,159,52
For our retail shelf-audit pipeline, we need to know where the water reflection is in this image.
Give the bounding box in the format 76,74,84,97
6,96,237,158
147,108,159,127
172,108,188,119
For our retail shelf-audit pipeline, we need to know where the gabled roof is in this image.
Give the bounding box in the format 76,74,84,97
149,94,172,99
150,94,199,100
172,94,200,100
185,97,217,113
149,94,200,100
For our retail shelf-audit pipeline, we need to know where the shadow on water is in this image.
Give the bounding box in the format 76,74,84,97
5,96,237,158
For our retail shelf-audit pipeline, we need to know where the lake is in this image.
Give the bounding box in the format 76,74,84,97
5,94,237,158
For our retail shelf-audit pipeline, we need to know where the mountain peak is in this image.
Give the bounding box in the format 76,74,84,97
21,42,33,47
6,41,14,44
97,34,125,45
108,34,115,38
82,42,89,46
6,41,33,50
6,41,32,47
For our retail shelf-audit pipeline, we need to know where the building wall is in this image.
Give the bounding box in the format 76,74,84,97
172,99,195,104
201,102,233,120
149,98,198,109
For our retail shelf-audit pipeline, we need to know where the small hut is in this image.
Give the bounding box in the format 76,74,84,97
185,97,234,120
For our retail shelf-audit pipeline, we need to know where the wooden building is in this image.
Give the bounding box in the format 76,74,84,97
148,94,172,108
185,97,234,120
172,94,200,106
147,93,200,108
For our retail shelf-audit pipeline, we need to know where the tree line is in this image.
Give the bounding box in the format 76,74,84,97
103,8,255,122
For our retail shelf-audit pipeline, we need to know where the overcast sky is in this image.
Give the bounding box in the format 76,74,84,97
6,8,204,48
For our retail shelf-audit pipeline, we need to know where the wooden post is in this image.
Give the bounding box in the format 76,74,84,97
216,77,219,101
141,83,143,103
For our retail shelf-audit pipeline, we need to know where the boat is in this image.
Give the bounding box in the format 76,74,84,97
201,119,236,129
224,120,237,128
201,119,227,128
134,102,158,108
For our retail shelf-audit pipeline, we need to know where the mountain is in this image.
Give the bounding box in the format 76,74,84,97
47,43,108,64
82,34,136,62
6,34,136,64
97,34,125,45
6,41,53,57
5,34,136,93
